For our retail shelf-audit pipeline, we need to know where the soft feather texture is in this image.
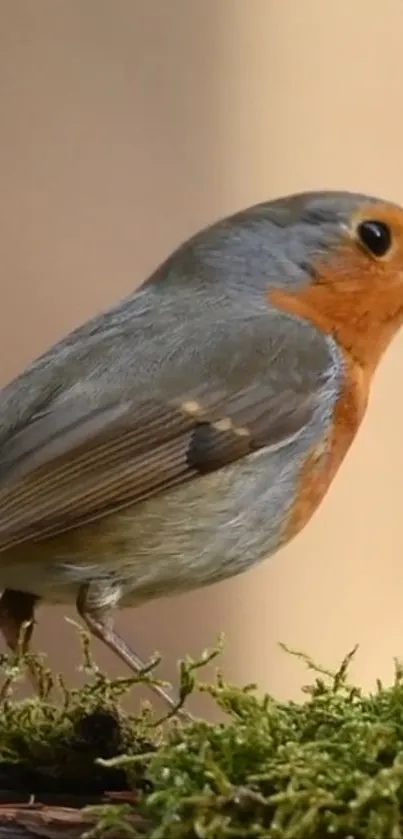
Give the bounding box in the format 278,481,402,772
0,189,394,599
0,381,320,551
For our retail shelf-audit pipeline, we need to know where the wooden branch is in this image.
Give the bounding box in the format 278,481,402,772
0,796,150,839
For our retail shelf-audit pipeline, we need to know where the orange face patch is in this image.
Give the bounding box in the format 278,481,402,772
270,202,403,375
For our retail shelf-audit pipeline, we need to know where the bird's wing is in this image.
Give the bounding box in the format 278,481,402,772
0,261,341,552
0,370,328,551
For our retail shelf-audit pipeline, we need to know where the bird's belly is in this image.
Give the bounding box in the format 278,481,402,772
0,439,327,606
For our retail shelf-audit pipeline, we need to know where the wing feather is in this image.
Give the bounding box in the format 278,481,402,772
0,383,318,550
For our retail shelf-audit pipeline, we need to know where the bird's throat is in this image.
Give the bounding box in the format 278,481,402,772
269,263,403,377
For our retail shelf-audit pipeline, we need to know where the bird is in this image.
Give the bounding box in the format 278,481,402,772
0,189,402,713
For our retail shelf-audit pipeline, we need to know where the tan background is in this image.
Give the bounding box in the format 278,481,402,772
1,0,403,715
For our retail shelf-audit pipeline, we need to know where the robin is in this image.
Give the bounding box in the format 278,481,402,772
0,190,401,712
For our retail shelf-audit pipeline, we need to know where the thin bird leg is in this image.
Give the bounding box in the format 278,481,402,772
0,589,40,691
76,584,193,721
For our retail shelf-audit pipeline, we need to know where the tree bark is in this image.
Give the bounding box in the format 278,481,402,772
0,794,149,839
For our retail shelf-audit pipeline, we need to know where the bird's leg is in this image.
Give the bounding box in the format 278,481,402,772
0,589,40,691
76,584,193,721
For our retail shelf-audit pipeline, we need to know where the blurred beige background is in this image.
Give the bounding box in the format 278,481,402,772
1,0,403,715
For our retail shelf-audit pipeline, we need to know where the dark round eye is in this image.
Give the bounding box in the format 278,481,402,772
356,219,392,258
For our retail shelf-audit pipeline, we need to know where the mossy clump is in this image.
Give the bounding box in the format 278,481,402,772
0,629,162,800
2,634,403,837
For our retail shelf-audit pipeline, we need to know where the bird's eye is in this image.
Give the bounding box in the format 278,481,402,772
356,219,392,258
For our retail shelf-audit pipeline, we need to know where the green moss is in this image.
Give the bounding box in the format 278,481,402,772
2,632,403,837
0,627,167,802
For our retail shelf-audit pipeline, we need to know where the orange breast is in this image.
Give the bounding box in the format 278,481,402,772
284,356,369,541
266,211,403,542
268,277,372,543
